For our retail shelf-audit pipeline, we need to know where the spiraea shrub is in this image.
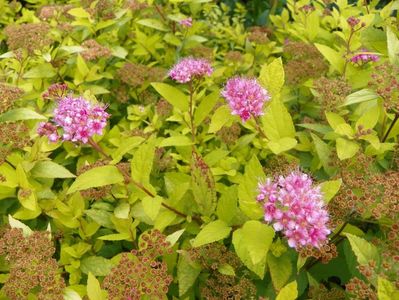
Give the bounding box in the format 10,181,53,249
0,0,398,299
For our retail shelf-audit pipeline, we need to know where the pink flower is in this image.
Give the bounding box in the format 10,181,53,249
169,57,213,83
179,17,192,28
37,95,109,143
257,171,330,249
350,49,379,64
222,77,270,122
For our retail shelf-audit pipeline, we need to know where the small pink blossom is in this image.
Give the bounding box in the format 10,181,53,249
222,77,270,122
257,171,330,249
179,17,192,28
350,49,379,64
169,57,213,83
37,95,109,143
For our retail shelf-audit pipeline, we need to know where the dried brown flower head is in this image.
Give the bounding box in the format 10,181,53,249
77,160,112,200
216,123,241,145
308,283,346,300
189,243,257,299
190,45,215,60
155,99,173,117
0,122,31,149
346,277,377,300
81,39,111,61
248,26,271,44
299,243,338,264
4,23,52,54
313,77,352,112
225,51,244,63
125,0,148,11
103,230,173,299
117,63,165,88
368,62,399,111
284,41,328,85
0,228,65,300
0,83,24,114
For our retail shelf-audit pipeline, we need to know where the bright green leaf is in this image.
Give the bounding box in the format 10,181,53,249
276,281,298,300
31,161,75,178
345,233,379,266
151,83,188,111
0,108,46,122
319,179,342,203
192,220,231,248
336,138,359,160
87,273,104,300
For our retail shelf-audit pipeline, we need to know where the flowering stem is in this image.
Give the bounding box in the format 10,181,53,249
342,29,355,76
382,113,399,142
253,115,268,141
88,138,111,160
188,81,196,142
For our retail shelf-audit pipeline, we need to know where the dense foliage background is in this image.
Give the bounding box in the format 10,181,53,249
0,0,398,299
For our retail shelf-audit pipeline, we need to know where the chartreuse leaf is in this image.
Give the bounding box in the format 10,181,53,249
87,272,106,300
192,220,231,247
336,138,359,160
238,155,264,219
22,63,56,78
345,233,379,266
0,108,46,122
267,252,292,291
63,287,82,300
131,140,155,187
68,7,91,18
67,165,124,194
159,136,193,147
137,18,169,31
8,215,33,237
311,133,335,175
276,281,298,300
208,105,233,133
315,43,344,73
151,83,188,111
194,90,220,126
325,112,346,130
343,89,379,106
177,253,201,296
387,26,399,66
378,276,399,300
319,179,342,203
356,105,380,130
31,161,75,178
262,99,296,152
142,195,163,221
259,57,285,98
232,221,274,278
80,256,114,276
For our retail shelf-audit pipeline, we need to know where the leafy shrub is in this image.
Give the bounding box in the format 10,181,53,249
0,0,398,299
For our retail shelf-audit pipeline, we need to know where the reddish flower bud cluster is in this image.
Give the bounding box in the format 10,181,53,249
313,77,352,113
216,122,241,145
103,230,173,299
118,63,166,87
81,39,111,61
0,228,65,300
0,83,24,114
42,83,68,100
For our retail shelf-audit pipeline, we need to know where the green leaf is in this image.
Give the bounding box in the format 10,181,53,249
232,220,275,278
81,256,114,277
262,99,296,141
159,136,193,147
31,161,75,178
137,18,169,31
67,165,124,194
356,105,380,130
98,233,131,241
85,209,114,229
378,276,399,300
68,7,91,18
314,43,344,73
268,252,292,291
0,108,46,122
8,215,33,237
63,288,83,300
208,105,233,133
166,229,185,246
142,195,163,221
311,133,334,174
276,281,298,300
131,140,155,187
343,89,379,106
87,273,105,300
151,83,188,111
267,137,297,154
336,138,359,160
319,179,342,203
387,26,399,66
238,156,264,220
23,64,56,79
259,57,285,98
177,254,201,296
194,90,220,126
77,54,89,77
216,185,238,225
192,220,231,247
345,233,379,266
218,263,235,276
325,112,346,131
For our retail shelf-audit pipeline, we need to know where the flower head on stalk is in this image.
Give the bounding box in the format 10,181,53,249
257,171,331,249
169,57,213,83
350,49,379,65
179,17,192,28
37,95,109,143
222,77,270,122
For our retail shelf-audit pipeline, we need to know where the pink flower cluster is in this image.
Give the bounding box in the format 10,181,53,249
37,96,109,143
350,49,379,64
222,77,270,122
168,57,213,83
179,17,192,28
257,171,330,249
